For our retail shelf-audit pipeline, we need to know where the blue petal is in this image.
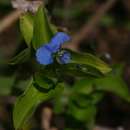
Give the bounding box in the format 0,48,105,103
49,32,71,52
59,51,71,64
36,45,53,65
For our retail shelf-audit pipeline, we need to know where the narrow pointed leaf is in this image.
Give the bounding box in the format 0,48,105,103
95,75,130,101
9,48,31,65
32,6,55,49
20,13,33,46
13,80,62,129
70,51,111,74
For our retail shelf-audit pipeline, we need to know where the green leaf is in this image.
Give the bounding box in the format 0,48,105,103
34,73,55,90
20,13,33,46
72,73,130,102
32,6,55,49
71,80,104,106
13,80,62,130
16,78,32,91
91,92,104,104
70,50,111,74
53,83,73,114
111,64,124,76
9,48,30,65
73,78,94,95
0,76,15,95
94,75,130,101
71,94,93,108
53,83,65,114
68,103,96,122
59,64,103,78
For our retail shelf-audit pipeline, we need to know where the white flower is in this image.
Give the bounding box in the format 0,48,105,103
11,0,43,13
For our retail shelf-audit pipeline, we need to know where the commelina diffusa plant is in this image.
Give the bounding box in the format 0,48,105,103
10,1,130,130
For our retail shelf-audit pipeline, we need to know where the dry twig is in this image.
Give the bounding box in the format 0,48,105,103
0,10,22,33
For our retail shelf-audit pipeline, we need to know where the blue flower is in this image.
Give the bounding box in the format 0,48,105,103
58,51,71,64
36,32,71,65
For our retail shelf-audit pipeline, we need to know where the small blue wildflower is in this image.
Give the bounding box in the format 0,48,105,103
36,32,71,65
59,51,71,64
